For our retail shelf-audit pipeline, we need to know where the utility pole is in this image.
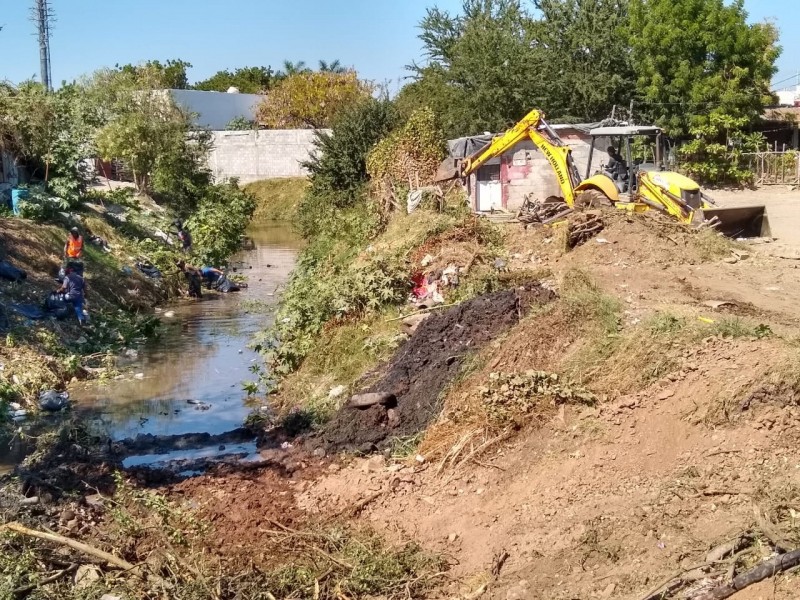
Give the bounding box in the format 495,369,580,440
31,0,54,91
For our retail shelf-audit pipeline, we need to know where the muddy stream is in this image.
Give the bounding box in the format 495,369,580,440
1,221,302,474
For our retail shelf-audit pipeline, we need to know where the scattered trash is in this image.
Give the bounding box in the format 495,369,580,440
135,261,161,279
415,454,426,464
134,373,145,380
595,237,610,244
0,260,27,282
10,409,28,421
281,441,293,450
420,254,435,267
38,390,70,412
163,311,175,318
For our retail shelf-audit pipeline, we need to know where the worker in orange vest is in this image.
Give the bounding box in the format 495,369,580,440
64,227,84,260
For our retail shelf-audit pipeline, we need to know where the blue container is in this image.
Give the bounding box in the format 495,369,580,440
11,188,29,216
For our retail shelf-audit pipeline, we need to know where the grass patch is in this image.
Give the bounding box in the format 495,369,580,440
691,228,738,259
560,269,622,335
267,313,404,425
245,177,309,221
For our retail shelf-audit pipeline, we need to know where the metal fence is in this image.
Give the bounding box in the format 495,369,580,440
741,151,800,185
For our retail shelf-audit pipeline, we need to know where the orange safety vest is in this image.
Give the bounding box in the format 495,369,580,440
66,235,83,258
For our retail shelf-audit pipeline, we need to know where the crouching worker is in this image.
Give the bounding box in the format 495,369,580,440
56,265,87,325
176,260,203,298
200,266,224,289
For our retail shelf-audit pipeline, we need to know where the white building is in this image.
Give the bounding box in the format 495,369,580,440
167,89,263,130
776,87,799,107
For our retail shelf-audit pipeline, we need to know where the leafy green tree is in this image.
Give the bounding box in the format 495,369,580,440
298,97,398,236
115,59,193,89
256,70,373,129
630,0,780,136
193,66,273,93
187,182,256,265
403,0,540,137
89,66,204,195
531,0,634,122
630,0,780,185
0,81,94,203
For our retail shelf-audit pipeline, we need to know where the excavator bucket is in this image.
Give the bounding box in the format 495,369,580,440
434,157,462,182
702,205,771,239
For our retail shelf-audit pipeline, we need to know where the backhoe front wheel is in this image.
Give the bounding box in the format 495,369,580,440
574,189,613,210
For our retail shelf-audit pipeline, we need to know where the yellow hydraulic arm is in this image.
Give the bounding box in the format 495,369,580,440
461,109,584,207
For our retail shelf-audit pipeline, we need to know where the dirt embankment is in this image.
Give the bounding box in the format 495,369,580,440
5,204,800,599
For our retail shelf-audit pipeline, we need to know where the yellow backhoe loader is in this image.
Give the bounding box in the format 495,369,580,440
437,108,769,237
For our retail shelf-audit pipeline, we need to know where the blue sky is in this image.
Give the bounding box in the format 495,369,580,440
0,0,797,91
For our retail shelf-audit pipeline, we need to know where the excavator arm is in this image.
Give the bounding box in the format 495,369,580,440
461,109,584,207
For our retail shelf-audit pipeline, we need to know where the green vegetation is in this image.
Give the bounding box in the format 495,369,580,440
194,65,274,93
245,178,309,221
256,70,373,129
187,182,256,265
298,97,397,237
481,370,597,424
398,0,779,185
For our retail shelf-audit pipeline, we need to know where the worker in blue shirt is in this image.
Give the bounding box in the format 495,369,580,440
56,265,87,325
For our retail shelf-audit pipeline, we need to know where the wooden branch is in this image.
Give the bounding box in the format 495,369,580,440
3,522,135,571
639,562,720,600
12,564,78,596
385,303,459,323
695,549,800,600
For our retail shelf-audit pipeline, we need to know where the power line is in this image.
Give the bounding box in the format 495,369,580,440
770,72,800,90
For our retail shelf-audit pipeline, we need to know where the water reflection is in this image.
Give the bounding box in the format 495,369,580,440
71,222,302,440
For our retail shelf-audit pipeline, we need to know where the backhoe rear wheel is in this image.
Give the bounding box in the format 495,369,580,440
575,189,613,210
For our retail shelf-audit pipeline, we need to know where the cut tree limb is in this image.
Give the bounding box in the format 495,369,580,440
3,522,135,571
12,564,78,596
695,549,800,600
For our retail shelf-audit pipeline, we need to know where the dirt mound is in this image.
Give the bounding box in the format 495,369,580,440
320,283,556,452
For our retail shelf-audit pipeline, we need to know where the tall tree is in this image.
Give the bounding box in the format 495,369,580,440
402,0,541,138
279,60,310,77
193,66,273,93
532,0,634,122
256,70,372,129
89,66,208,195
629,0,780,136
115,59,193,89
318,59,345,73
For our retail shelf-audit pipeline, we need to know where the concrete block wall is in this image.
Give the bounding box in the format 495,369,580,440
496,134,609,212
208,129,327,183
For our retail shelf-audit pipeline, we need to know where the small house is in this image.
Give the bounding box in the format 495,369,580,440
448,124,606,214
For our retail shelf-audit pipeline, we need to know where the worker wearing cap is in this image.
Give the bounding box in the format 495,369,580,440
64,227,84,260
56,264,87,325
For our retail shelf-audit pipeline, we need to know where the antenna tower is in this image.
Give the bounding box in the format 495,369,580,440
31,0,54,90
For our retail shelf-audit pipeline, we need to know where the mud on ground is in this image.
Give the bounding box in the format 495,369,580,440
319,283,556,453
